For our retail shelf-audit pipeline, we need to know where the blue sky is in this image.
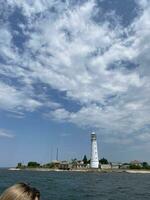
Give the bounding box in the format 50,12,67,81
1,0,150,167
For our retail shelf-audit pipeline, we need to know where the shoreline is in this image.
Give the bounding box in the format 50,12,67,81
8,168,150,174
9,168,98,172
125,170,150,174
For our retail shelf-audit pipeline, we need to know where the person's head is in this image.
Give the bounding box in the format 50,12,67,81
0,183,40,200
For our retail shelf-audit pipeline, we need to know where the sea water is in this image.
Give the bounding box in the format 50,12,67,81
0,169,150,200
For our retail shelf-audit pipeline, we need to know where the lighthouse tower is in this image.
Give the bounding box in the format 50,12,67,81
91,132,99,168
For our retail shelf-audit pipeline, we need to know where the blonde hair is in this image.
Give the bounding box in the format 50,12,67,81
0,183,40,200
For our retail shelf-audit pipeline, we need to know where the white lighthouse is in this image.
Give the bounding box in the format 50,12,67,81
91,132,99,168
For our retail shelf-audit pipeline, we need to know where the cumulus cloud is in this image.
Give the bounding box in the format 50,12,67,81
0,81,42,111
6,0,66,17
0,129,15,138
137,133,150,142
1,0,150,144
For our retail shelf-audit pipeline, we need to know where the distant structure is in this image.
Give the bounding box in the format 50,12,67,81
91,132,99,168
56,148,59,161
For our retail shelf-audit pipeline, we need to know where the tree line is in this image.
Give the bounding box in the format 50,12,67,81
16,155,150,170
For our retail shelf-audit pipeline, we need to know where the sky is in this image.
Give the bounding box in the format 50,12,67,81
0,0,150,167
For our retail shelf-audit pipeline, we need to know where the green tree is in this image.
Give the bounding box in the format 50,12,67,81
27,161,40,168
17,162,22,168
87,159,91,164
43,163,55,168
142,162,149,169
83,155,88,165
129,164,142,169
99,158,109,164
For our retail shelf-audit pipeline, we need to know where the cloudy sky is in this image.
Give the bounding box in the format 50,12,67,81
0,0,150,166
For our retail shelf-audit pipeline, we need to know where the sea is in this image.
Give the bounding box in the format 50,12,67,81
0,169,150,200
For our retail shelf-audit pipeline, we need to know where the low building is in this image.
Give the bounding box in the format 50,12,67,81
59,161,70,170
100,164,112,170
130,160,142,167
77,160,84,168
51,160,60,168
111,162,120,169
120,164,130,169
111,165,120,169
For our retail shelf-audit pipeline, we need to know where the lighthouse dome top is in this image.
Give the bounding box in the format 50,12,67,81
91,132,97,140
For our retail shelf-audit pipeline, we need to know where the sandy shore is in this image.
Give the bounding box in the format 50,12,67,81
8,168,150,174
8,168,89,172
125,170,150,174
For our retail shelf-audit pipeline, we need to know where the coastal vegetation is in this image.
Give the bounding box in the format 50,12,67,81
129,162,150,170
27,162,40,168
17,162,41,169
99,158,109,164
82,155,88,165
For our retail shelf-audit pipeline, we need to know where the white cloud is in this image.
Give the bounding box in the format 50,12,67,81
0,129,14,138
137,133,150,142
0,27,16,61
20,0,143,106
1,0,150,144
6,0,68,17
0,81,42,112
